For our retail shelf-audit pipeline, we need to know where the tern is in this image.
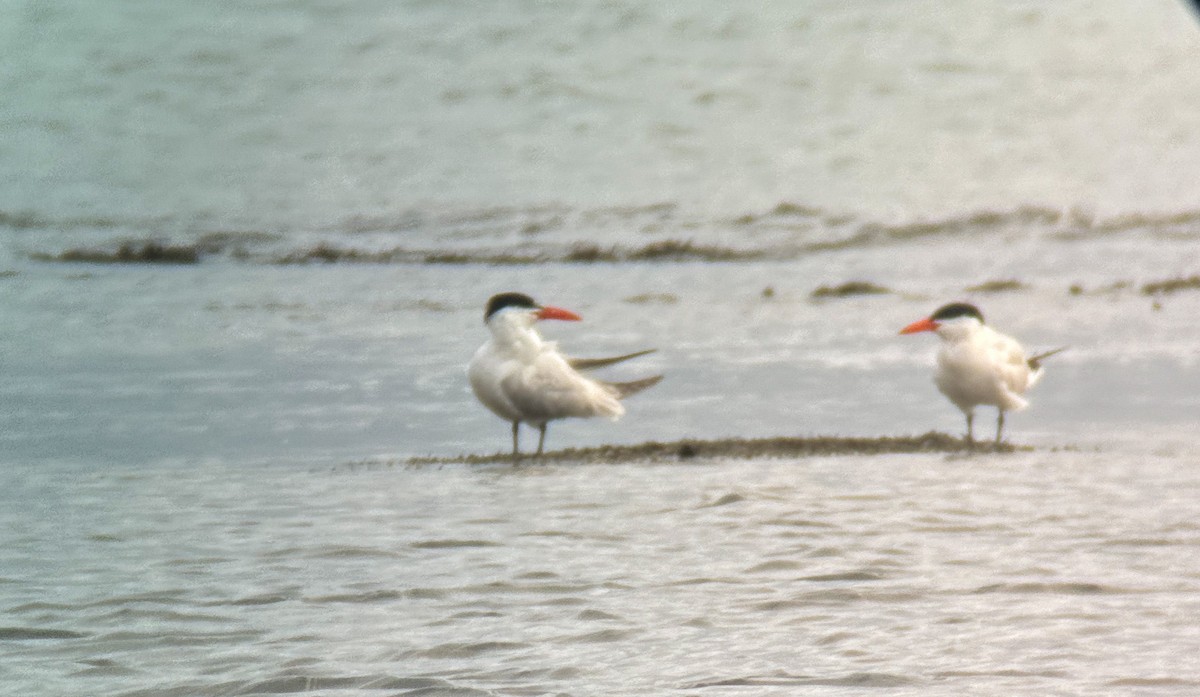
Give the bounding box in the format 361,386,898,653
900,302,1064,445
468,292,663,459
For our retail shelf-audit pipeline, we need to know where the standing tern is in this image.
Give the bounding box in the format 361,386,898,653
468,292,663,459
899,302,1064,445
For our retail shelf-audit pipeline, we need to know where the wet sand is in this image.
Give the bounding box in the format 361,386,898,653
403,432,1025,466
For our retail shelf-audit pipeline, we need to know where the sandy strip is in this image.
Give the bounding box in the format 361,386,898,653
406,432,1025,466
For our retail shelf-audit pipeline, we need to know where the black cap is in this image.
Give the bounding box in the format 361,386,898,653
930,302,984,324
484,292,538,322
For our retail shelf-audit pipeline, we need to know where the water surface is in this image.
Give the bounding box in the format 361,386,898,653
4,1,1200,694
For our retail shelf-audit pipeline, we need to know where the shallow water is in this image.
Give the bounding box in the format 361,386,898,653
5,1,1200,694
6,452,1200,695
5,256,1200,695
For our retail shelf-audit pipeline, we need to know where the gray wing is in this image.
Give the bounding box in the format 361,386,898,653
501,352,623,421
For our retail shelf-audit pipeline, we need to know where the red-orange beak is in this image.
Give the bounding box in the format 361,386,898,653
536,305,582,322
899,317,938,335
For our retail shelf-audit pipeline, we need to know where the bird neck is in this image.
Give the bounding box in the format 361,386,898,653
936,320,983,344
489,314,545,355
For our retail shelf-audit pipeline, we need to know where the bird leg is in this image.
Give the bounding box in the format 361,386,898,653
965,411,975,448
536,423,547,456
995,411,1005,446
511,421,521,463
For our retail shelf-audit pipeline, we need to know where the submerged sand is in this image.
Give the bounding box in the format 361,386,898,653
404,432,1026,466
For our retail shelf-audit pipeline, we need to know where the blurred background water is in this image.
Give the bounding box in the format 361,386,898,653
3,1,1200,694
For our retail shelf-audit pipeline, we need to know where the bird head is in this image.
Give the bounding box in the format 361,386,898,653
483,292,582,330
899,302,984,339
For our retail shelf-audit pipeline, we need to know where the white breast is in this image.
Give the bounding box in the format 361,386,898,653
935,325,1033,412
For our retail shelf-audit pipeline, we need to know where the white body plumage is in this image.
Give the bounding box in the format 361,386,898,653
902,303,1060,445
468,293,661,458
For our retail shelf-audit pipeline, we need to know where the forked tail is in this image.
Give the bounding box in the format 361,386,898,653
570,349,657,371
1027,346,1068,371
604,375,664,399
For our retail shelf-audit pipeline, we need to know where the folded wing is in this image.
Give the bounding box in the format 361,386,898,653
501,352,625,421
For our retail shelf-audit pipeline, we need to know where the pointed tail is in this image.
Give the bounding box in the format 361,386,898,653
1027,347,1068,371
604,375,663,400
570,348,657,371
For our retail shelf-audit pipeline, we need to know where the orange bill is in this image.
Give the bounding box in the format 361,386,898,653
899,317,938,335
536,305,582,322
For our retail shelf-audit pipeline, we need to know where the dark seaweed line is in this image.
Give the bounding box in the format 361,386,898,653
402,432,1027,466
27,241,1200,299
29,239,774,266
28,224,1025,266
18,200,1200,267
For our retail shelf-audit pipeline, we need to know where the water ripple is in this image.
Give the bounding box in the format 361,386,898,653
684,671,917,689
0,627,87,640
971,582,1119,595
413,641,530,660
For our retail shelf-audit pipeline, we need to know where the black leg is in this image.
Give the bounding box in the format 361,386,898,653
536,423,547,456
996,410,1005,445
965,411,975,446
511,421,521,462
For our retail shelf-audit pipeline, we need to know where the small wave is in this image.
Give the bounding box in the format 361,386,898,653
8,601,76,613
460,579,608,596
306,545,403,559
224,593,294,607
684,671,915,689
0,626,87,640
94,608,236,625
799,570,888,582
513,570,560,580
432,610,505,624
554,628,637,644
72,658,139,677
414,640,529,659
699,492,745,507
972,581,1116,595
744,560,802,573
1106,677,1200,688
576,609,624,621
935,669,1068,680
665,577,741,587
85,590,187,607
753,586,922,609
132,674,470,697
1102,537,1184,547
306,589,408,604
87,533,123,542
760,517,837,529
410,539,500,549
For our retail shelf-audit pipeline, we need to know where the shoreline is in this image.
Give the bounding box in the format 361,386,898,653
401,432,1027,466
